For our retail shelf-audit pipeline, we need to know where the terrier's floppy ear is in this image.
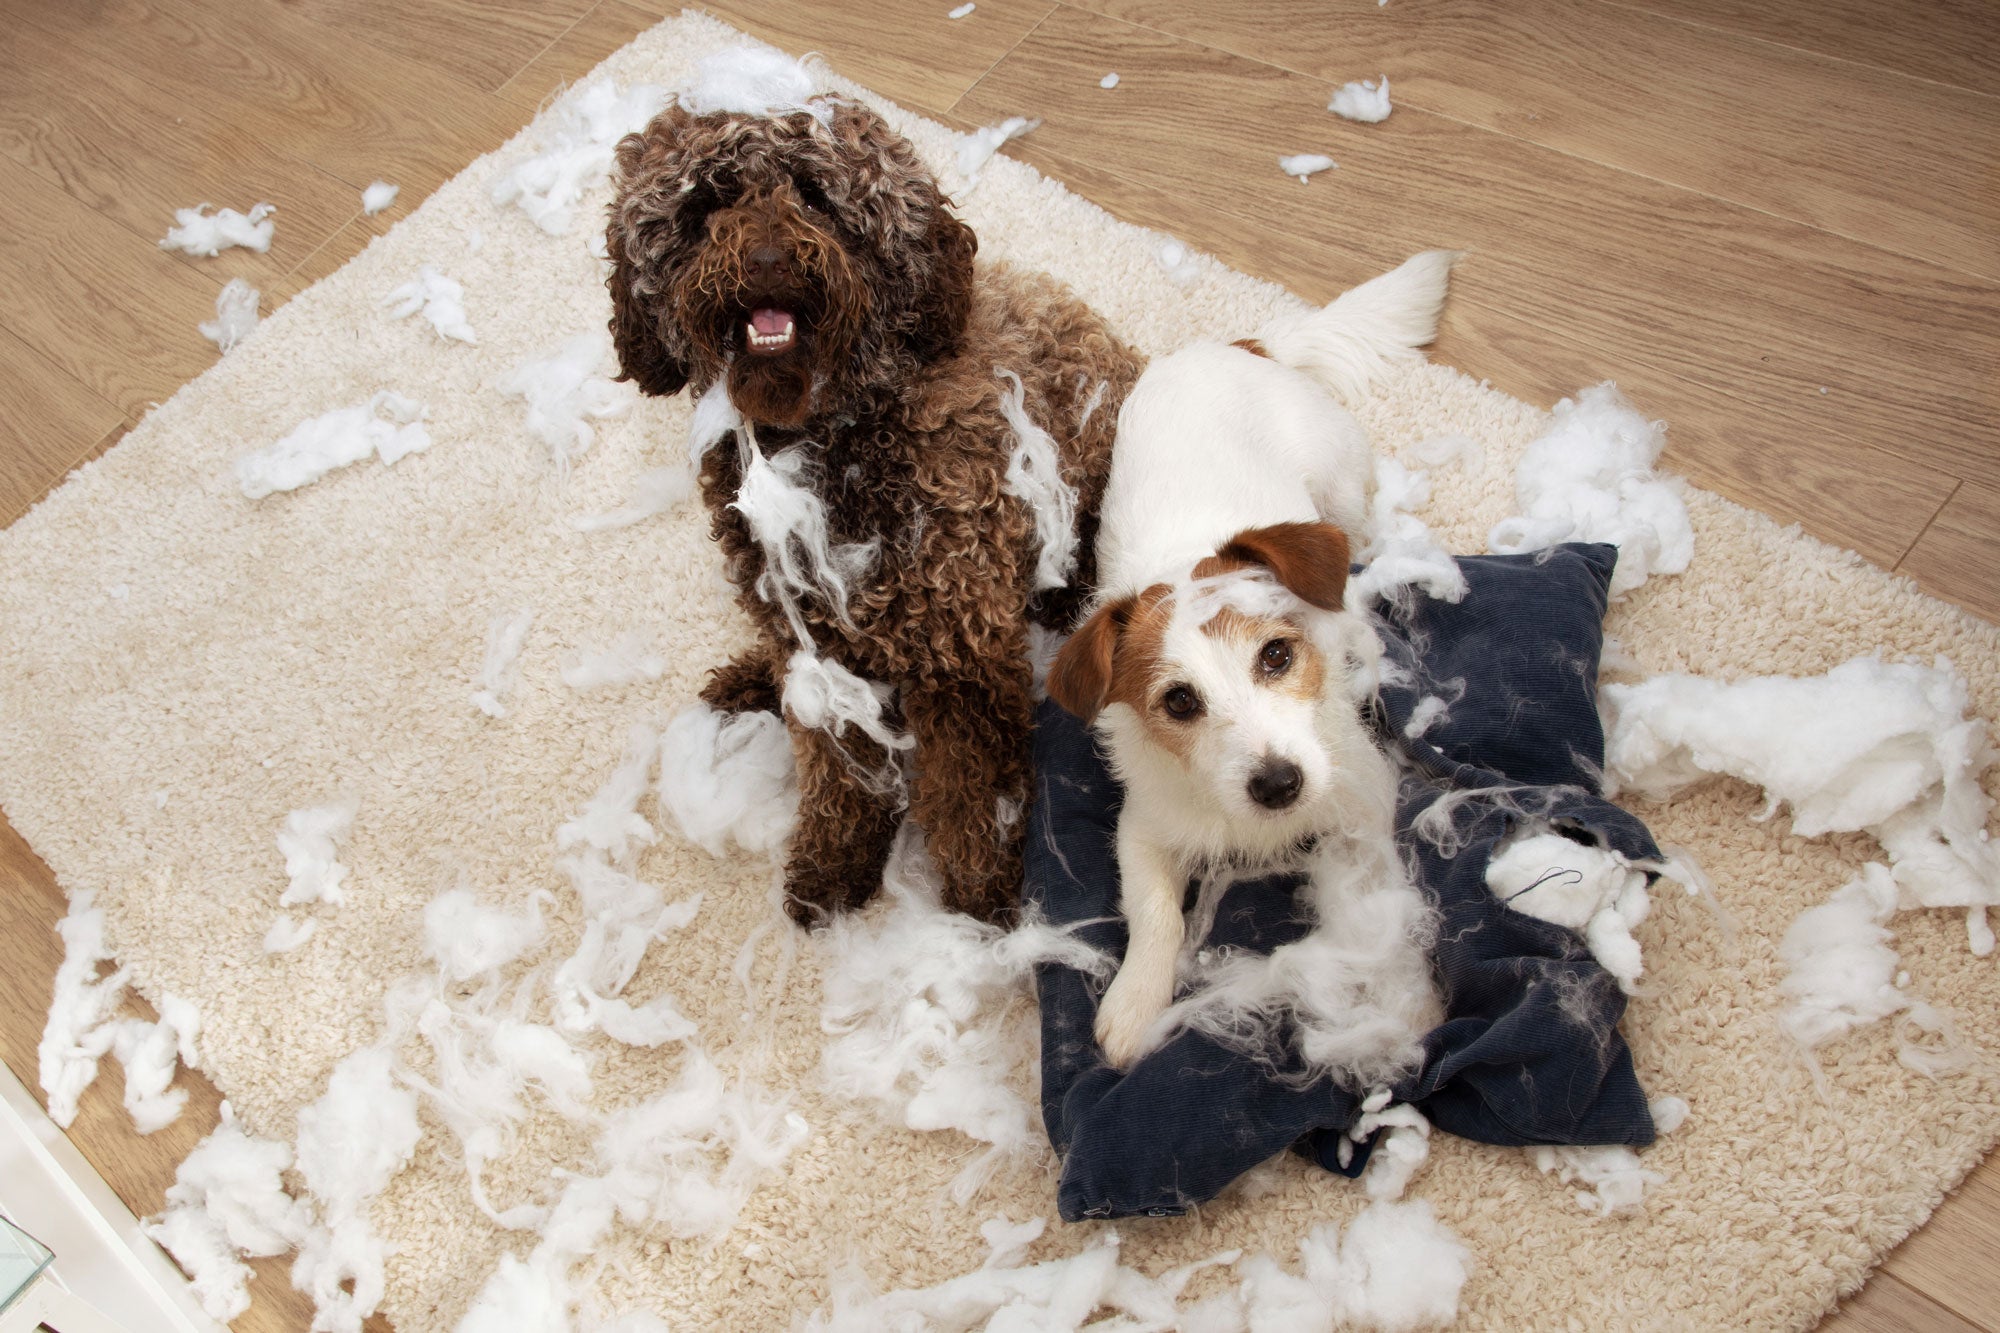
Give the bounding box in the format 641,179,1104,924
1048,598,1133,724
1217,522,1352,610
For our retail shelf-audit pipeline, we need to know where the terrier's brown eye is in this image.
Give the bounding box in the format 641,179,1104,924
1260,639,1294,674
1161,685,1202,720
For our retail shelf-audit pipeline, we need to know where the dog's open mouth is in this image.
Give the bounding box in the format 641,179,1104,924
745,306,798,357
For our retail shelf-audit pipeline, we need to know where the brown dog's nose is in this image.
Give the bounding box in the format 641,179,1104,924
748,244,790,283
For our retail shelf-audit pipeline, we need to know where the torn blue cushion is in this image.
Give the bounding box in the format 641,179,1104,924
1025,543,1664,1222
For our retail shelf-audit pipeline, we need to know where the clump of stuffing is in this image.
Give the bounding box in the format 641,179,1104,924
144,1112,312,1322
658,704,800,859
40,890,131,1127
1406,433,1486,477
491,79,668,234
160,202,275,256
235,392,432,498
1487,383,1692,596
1100,72,1121,89
360,181,399,214
570,465,695,531
816,826,1113,1201
384,265,476,344
1156,238,1205,286
276,802,357,909
556,723,663,866
560,633,668,690
679,44,825,121
1650,1095,1690,1135
949,1,975,15
782,649,913,795
1279,153,1337,181
1350,457,1468,607
1603,653,1999,954
1485,828,1654,989
498,332,638,477
200,278,261,353
1526,1144,1665,1217
732,437,879,634
996,366,1079,591
1343,1094,1433,1201
1238,1200,1472,1331
263,915,319,953
957,117,1039,185
1330,76,1393,122
470,608,535,718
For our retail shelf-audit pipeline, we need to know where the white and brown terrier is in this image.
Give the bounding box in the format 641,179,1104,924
1048,252,1454,1067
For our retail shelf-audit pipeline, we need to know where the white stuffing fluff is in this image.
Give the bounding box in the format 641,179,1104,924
361,181,399,214
1100,73,1121,89
497,332,638,477
679,44,826,122
1238,1200,1471,1332
200,278,261,352
1350,456,1468,606
384,265,476,344
264,915,320,953
277,802,357,908
1351,1101,1433,1201
802,1224,1243,1332
236,392,433,498
423,889,550,983
1487,383,1693,597
291,1044,425,1333
1330,76,1393,122
39,889,131,1127
996,366,1080,591
470,607,535,718
686,373,744,464
1154,836,1441,1090
731,437,879,635
561,633,669,690
557,723,664,866
491,79,668,234
1650,1095,1690,1135
783,649,915,789
1603,653,2000,955
1279,153,1337,181
658,703,800,859
1156,238,1205,286
1776,863,1966,1089
957,116,1040,185
571,465,696,531
548,853,703,1044
816,826,1113,1202
109,1010,193,1132
145,1115,313,1322
949,1,975,15
456,1050,808,1331
160,201,275,256
1485,828,1655,990
1526,1144,1665,1217
1407,432,1486,477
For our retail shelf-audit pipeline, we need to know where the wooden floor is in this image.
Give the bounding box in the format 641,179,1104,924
0,1,1994,1329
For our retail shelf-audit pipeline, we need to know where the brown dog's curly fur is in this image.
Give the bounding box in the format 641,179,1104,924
607,96,1143,924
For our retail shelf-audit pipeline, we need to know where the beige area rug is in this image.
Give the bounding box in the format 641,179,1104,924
2,11,1997,1331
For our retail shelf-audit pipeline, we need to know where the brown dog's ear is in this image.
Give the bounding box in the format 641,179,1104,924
605,215,690,398
909,207,977,362
1047,598,1132,723
1217,522,1352,610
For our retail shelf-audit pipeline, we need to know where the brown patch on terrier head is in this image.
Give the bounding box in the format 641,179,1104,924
1207,522,1352,611
1230,337,1270,358
1199,606,1329,708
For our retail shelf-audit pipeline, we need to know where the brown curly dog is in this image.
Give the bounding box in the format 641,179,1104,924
606,94,1143,925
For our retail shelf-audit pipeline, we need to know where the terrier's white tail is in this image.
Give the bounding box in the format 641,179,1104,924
1255,250,1458,404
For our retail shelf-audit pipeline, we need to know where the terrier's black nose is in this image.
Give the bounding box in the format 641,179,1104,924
1247,759,1303,810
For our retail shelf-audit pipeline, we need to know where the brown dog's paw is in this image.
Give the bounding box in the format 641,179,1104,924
700,654,782,715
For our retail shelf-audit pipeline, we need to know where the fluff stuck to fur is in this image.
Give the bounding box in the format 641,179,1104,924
466,608,534,718
996,366,1080,591
732,436,879,636
657,703,800,859
159,201,275,256
678,43,824,120
145,1113,312,1321
802,1222,1244,1332
1330,77,1393,122
1526,1144,1666,1218
200,278,261,353
1279,153,1337,181
815,826,1113,1201
1488,383,1693,596
1350,456,1469,607
570,465,695,531
1603,653,2000,955
491,78,668,234
561,633,669,691
1237,1200,1472,1332
361,181,399,214
384,265,476,344
1486,828,1654,989
497,332,637,477
957,116,1040,184
235,392,432,498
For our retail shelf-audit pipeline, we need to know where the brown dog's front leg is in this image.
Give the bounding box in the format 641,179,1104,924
903,670,1034,925
781,717,901,925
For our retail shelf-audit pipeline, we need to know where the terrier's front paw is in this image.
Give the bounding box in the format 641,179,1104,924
1094,969,1171,1070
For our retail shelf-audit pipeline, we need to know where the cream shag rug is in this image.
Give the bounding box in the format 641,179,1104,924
2,12,1996,1331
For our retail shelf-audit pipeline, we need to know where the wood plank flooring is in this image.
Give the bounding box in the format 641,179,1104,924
0,2,1992,1329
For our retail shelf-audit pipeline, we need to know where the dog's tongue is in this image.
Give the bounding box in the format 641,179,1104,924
750,307,794,336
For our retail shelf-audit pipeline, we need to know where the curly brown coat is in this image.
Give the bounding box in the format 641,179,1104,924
607,97,1143,924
